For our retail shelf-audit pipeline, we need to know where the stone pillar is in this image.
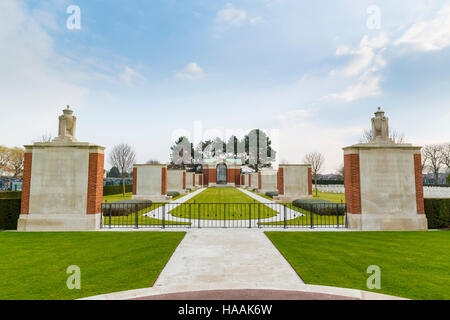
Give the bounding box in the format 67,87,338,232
132,164,170,202
167,170,187,193
275,164,313,202
343,108,428,231
259,170,278,193
18,107,104,231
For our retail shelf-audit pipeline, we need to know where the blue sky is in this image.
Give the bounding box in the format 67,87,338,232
1,0,449,171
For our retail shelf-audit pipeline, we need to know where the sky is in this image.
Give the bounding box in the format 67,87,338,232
0,0,449,172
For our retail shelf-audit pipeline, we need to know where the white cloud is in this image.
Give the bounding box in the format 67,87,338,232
215,3,263,33
326,34,388,102
217,3,248,26
121,66,146,86
395,4,450,51
0,0,90,146
175,62,205,80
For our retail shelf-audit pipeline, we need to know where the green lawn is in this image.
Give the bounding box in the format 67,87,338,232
0,232,185,300
169,187,278,220
265,231,450,300
314,191,345,203
103,192,133,202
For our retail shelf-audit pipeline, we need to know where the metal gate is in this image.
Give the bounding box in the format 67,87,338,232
100,202,347,229
216,164,227,184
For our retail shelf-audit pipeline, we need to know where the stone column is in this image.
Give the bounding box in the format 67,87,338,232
275,164,313,202
132,164,170,202
18,107,105,231
343,109,428,231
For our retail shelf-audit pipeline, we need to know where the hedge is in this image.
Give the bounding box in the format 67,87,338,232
292,199,346,216
0,191,22,199
102,184,133,196
102,200,153,217
0,198,21,230
167,191,180,198
265,191,279,198
424,199,449,229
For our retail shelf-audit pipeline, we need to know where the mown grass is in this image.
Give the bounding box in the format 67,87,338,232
170,187,278,220
0,232,186,300
266,231,450,300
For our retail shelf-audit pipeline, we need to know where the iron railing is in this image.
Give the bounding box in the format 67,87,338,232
100,202,347,229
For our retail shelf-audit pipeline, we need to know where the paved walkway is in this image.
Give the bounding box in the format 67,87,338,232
83,229,405,300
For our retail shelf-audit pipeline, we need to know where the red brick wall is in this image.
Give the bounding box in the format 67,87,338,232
20,153,33,215
132,168,137,195
193,173,196,186
198,174,203,186
183,171,186,189
258,172,262,189
87,153,105,215
241,175,245,185
277,168,284,195
308,168,313,196
161,167,167,195
414,154,425,214
209,169,217,183
344,153,361,214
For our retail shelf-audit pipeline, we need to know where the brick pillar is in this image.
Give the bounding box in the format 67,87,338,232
132,167,137,195
308,167,313,196
344,153,361,214
277,168,284,195
258,171,262,189
414,154,425,214
161,167,167,195
183,171,186,189
20,152,33,215
87,153,104,215
193,173,196,187
241,175,244,186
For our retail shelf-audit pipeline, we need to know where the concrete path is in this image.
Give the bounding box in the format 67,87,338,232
84,229,405,300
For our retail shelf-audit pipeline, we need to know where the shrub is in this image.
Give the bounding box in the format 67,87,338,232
0,198,21,230
292,199,346,216
265,191,279,198
424,199,449,229
102,200,153,217
252,188,258,192
167,191,180,198
0,191,22,199
103,184,133,196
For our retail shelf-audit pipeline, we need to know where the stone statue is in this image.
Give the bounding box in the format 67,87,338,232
371,107,392,143
54,106,77,143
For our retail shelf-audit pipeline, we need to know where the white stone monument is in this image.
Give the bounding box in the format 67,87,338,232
186,172,196,190
167,170,186,193
18,106,105,231
343,108,428,230
132,164,171,202
274,164,312,202
258,169,278,193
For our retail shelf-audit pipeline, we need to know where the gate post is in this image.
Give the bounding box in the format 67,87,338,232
162,205,166,229
283,205,287,229
249,204,252,229
310,205,314,229
336,204,339,228
198,202,201,228
258,204,261,228
189,203,192,229
135,203,139,229
109,203,112,229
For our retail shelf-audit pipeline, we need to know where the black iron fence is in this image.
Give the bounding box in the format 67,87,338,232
100,202,347,229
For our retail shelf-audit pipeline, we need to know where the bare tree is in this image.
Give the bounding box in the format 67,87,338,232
336,163,345,180
442,144,450,171
146,159,160,165
38,133,53,143
109,143,136,196
422,144,444,184
359,128,405,144
8,147,24,178
0,146,10,168
303,152,325,197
